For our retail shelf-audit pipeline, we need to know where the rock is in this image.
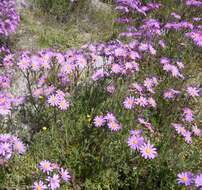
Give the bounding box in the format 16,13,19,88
16,0,32,9
89,0,112,13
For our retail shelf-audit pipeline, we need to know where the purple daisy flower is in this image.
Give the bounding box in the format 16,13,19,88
195,173,202,188
130,130,143,136
107,121,121,131
47,95,59,107
140,142,157,159
123,96,135,109
186,86,200,97
47,174,60,190
60,168,71,182
172,123,187,136
39,160,53,174
192,125,201,137
13,139,26,154
135,96,148,107
177,172,193,186
33,181,47,190
184,131,192,144
127,135,144,150
105,112,116,122
58,100,69,111
93,116,105,127
183,108,194,122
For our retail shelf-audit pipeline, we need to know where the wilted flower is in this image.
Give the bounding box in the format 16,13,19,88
186,86,200,97
192,124,201,137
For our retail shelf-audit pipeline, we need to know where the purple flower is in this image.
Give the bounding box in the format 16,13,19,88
111,64,122,74
47,174,60,190
0,134,25,162
177,172,193,186
123,96,135,109
159,40,166,48
183,108,194,122
164,89,181,100
130,130,143,136
33,181,47,190
192,125,201,137
60,168,71,182
184,131,192,144
107,121,121,131
105,112,116,122
186,0,202,7
106,84,116,94
128,135,144,150
75,54,87,68
148,97,156,108
93,116,105,127
92,69,106,81
160,57,170,64
47,95,59,107
171,12,181,19
186,31,202,47
186,86,200,97
140,142,157,159
195,173,202,187
172,123,187,136
13,139,26,154
135,96,148,107
0,0,20,36
39,160,53,174
58,100,70,111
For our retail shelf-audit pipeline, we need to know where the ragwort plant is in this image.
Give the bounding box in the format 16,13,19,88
0,0,201,189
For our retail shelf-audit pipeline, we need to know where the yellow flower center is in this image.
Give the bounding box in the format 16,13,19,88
51,97,57,102
37,186,42,190
16,143,21,150
97,119,102,125
110,122,117,128
60,101,65,107
66,65,71,71
182,177,188,182
44,163,49,169
145,148,151,154
127,100,133,105
133,140,138,144
0,98,6,104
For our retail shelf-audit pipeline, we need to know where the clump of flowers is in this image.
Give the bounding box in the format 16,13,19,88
33,160,71,190
0,92,25,116
0,134,26,164
0,0,20,36
93,112,122,131
47,90,70,111
186,30,202,47
128,130,157,159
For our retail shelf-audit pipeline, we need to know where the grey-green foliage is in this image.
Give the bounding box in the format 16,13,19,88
32,0,87,22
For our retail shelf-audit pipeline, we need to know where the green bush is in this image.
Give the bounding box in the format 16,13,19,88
32,0,86,22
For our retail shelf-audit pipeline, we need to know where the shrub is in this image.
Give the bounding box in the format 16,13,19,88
32,0,86,22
